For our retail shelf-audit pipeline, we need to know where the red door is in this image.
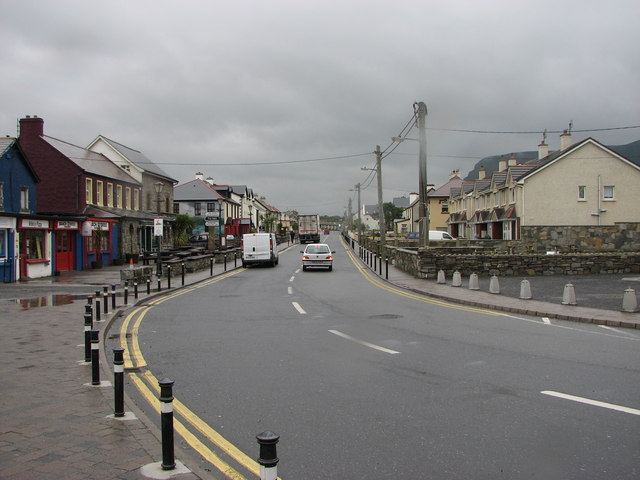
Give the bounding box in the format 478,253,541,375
55,231,74,271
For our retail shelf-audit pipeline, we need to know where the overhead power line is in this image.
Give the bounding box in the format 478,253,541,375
135,152,372,166
429,125,640,135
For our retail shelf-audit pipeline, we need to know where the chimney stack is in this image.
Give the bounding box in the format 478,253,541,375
478,166,486,180
19,115,44,139
195,172,204,180
449,169,460,180
498,156,507,171
508,153,517,167
206,176,214,185
538,140,549,160
560,130,572,150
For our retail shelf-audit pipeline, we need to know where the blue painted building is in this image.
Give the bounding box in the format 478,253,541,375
0,137,40,282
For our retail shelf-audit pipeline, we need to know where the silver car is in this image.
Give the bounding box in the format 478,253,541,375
301,243,335,271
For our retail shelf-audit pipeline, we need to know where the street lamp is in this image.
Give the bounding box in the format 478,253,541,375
392,101,428,247
154,182,164,274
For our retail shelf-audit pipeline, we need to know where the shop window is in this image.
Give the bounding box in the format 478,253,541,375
0,229,6,259
24,229,46,260
88,230,108,251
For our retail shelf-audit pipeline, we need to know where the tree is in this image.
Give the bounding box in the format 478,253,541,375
261,212,277,232
174,214,195,246
383,202,404,231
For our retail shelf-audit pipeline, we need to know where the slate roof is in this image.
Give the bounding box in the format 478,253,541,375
95,136,176,182
173,179,224,201
43,136,140,185
0,137,15,156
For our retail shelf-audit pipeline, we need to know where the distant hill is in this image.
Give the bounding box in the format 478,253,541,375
464,139,640,181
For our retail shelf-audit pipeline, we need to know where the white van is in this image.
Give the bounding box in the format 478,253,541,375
429,230,455,241
241,233,279,267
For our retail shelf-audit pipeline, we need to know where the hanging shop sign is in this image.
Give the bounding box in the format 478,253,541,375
56,220,79,230
20,219,50,229
154,218,164,236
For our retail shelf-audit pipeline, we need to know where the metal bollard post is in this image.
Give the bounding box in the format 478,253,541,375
210,257,214,276
157,276,161,292
134,280,138,299
95,298,101,322
91,330,100,385
159,378,176,471
147,277,151,295
84,308,92,363
257,431,280,480
167,265,172,289
181,262,185,286
385,256,389,279
224,255,227,272
103,286,109,315
113,347,125,417
124,282,129,305
111,284,116,310
234,252,237,268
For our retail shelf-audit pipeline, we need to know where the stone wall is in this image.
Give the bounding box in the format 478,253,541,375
520,224,640,252
417,251,640,279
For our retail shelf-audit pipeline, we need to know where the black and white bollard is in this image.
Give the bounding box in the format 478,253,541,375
134,280,138,299
234,252,238,268
124,282,129,305
224,255,227,272
84,308,93,363
210,257,214,276
385,257,389,280
113,347,125,417
167,265,172,289
147,277,151,295
622,288,637,313
103,286,109,315
159,378,176,471
91,330,100,385
181,262,185,286
257,431,280,480
520,279,532,299
562,283,576,305
157,275,161,292
111,284,116,310
95,297,101,322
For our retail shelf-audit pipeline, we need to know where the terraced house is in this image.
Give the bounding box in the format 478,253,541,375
447,131,640,249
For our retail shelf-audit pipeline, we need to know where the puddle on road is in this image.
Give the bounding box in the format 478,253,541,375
16,294,88,310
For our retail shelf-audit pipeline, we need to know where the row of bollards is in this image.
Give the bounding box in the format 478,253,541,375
355,243,389,280
438,269,638,312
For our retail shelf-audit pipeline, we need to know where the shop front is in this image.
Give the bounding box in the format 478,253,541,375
82,219,118,269
0,216,17,282
18,218,53,279
53,219,81,272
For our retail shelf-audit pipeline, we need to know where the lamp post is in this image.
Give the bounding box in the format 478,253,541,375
154,182,163,275
361,145,385,245
392,102,428,247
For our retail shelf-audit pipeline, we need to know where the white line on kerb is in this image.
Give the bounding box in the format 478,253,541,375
542,317,551,324
289,276,295,282
599,325,640,338
329,330,400,355
292,302,306,314
541,391,640,416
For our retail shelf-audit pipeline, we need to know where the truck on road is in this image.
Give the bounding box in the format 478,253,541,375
298,214,321,244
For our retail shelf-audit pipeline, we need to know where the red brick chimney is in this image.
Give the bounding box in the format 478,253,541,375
19,115,44,139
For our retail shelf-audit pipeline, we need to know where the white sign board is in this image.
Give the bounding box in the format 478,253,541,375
154,218,164,236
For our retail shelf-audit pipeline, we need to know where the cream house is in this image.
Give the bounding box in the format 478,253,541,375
448,132,640,240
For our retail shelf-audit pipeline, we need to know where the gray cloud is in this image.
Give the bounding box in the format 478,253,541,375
2,0,639,215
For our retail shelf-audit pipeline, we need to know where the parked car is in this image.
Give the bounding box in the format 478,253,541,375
301,243,335,271
405,232,419,239
405,231,455,240
242,233,278,267
189,232,209,243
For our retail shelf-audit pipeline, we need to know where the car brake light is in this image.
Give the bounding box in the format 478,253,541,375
302,256,310,260
326,256,333,260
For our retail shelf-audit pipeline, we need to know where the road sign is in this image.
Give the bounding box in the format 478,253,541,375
154,218,163,236
204,213,219,227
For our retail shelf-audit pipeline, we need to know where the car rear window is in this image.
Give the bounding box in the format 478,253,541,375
306,246,330,254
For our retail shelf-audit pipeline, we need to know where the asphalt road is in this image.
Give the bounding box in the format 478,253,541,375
127,232,640,480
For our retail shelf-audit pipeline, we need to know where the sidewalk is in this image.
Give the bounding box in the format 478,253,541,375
1,241,638,479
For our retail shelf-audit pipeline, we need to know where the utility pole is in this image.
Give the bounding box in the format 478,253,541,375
347,197,353,231
355,183,362,241
375,145,385,245
416,101,429,248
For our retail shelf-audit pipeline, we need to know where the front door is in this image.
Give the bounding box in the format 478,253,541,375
55,231,74,271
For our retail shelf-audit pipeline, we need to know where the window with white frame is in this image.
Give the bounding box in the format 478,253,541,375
107,183,113,207
86,178,93,204
578,185,586,201
603,185,615,200
20,187,29,212
96,181,103,206
125,187,131,209
134,189,140,210
117,185,123,208
194,202,202,216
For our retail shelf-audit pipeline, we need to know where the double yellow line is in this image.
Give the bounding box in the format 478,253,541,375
342,241,505,317
118,269,276,480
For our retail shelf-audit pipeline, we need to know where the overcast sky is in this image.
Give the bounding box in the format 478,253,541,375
2,1,639,216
